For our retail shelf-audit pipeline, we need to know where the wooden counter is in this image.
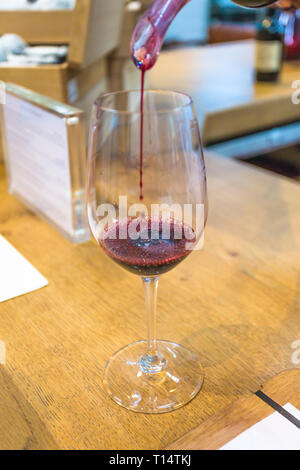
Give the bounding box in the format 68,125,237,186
0,152,300,450
148,41,300,144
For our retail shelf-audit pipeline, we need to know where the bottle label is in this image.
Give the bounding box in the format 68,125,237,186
256,40,282,73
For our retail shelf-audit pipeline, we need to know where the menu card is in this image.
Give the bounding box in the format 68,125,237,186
1,83,90,244
220,403,300,450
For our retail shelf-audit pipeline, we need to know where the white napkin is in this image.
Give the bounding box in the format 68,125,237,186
0,235,48,303
220,403,300,450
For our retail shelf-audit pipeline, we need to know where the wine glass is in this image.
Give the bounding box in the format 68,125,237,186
87,90,207,413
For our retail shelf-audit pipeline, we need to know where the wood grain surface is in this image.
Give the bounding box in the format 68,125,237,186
0,152,299,450
167,369,300,449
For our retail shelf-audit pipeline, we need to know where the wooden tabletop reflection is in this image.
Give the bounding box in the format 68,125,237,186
0,150,299,449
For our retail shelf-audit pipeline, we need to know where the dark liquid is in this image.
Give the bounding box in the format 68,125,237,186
132,1,190,201
99,219,195,276
139,70,145,200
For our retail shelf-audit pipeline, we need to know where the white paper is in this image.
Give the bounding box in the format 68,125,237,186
0,235,48,302
3,93,74,236
220,403,300,450
0,0,76,10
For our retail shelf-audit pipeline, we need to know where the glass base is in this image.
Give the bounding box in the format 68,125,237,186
103,340,204,413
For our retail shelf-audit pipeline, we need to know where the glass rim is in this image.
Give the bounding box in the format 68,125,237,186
94,89,193,116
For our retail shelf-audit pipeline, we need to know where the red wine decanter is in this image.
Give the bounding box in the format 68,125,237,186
131,0,189,71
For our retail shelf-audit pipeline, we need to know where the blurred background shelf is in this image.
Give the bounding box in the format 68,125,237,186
0,0,123,68
147,41,300,171
0,0,125,158
0,0,124,109
1,0,300,178
0,56,107,104
0,10,73,45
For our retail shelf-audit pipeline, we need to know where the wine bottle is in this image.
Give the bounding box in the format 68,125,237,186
255,8,284,82
282,9,300,60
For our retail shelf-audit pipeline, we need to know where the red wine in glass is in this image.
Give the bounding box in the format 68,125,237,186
99,218,196,276
87,89,207,413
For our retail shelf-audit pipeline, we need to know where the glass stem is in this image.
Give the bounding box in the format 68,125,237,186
139,276,167,374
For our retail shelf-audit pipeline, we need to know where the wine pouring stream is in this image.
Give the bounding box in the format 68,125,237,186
130,0,277,200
